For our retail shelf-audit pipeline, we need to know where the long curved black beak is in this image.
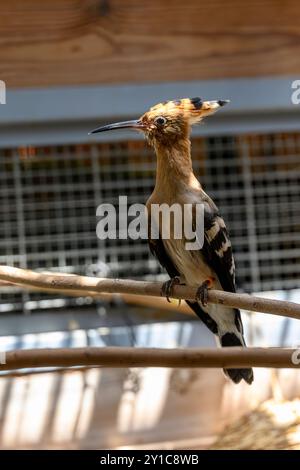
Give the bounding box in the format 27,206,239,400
89,119,144,135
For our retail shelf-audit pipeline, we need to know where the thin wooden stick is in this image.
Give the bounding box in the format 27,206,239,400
0,265,299,319
0,347,299,371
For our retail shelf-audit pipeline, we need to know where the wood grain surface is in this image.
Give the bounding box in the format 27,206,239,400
0,1,300,88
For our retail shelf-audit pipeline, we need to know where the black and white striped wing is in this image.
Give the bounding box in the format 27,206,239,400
201,201,236,294
197,200,245,336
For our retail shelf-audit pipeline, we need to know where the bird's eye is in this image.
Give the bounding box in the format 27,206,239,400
154,116,167,126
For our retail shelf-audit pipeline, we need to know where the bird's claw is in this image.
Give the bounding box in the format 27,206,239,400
161,277,181,303
195,279,212,307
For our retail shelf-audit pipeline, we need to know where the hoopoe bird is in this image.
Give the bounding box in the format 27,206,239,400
90,97,254,384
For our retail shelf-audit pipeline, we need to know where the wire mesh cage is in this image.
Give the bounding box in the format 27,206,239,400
0,132,300,314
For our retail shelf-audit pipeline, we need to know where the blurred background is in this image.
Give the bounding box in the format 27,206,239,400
0,0,300,450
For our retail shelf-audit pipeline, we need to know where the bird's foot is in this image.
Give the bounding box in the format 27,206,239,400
195,278,214,307
161,277,181,303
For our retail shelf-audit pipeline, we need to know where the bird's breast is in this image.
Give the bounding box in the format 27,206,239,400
147,189,216,286
162,237,213,286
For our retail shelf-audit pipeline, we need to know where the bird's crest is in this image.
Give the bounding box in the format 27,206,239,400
146,97,229,125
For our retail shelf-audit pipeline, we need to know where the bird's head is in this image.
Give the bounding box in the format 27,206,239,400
89,97,229,147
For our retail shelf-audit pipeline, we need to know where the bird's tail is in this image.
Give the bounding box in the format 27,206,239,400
186,301,254,385
220,332,254,385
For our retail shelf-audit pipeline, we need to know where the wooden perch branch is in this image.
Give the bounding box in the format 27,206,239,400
0,272,193,316
0,265,299,320
1,347,300,371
